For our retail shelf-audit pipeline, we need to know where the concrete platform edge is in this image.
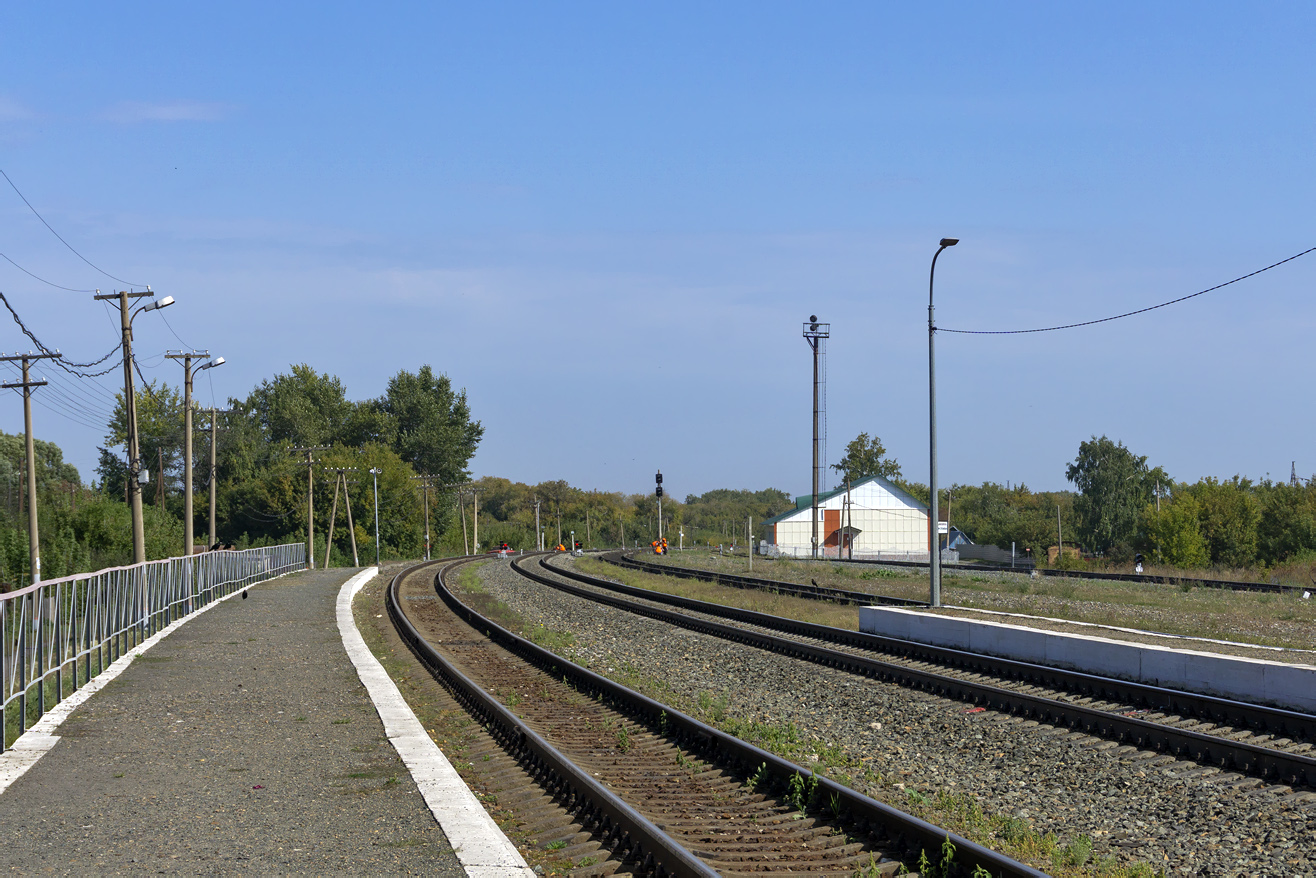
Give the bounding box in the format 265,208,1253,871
859,605,1316,714
337,567,534,878
0,569,296,796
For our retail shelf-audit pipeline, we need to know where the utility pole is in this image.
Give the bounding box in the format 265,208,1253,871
747,516,752,572
206,407,232,548
1,352,60,583
411,475,436,560
95,289,173,564
437,482,474,554
292,446,330,569
369,467,382,566
803,317,829,560
325,467,360,565
166,351,223,558
928,237,958,607
1057,503,1063,567
534,498,541,551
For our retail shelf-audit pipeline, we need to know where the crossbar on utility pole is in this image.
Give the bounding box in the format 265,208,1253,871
292,446,330,569
1,352,60,583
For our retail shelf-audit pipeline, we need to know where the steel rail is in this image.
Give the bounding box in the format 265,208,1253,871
587,555,1316,741
399,555,1045,877
524,555,1316,790
389,557,716,878
647,548,1309,595
609,550,928,606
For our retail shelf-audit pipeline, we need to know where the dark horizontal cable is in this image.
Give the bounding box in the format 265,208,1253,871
0,168,146,288
939,246,1316,335
0,252,98,292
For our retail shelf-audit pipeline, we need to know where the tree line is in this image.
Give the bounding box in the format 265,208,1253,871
831,431,1316,574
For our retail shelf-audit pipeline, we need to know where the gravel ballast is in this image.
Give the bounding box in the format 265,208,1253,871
476,555,1316,876
0,568,462,876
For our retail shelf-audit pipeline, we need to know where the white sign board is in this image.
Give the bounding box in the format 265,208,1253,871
937,522,949,534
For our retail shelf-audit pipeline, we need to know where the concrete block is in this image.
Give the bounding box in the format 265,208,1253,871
859,606,1316,713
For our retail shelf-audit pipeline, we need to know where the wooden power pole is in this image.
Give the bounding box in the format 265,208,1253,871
1,352,60,583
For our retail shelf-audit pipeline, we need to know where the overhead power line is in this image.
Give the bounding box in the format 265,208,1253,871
938,245,1316,335
0,168,146,288
0,290,122,376
0,252,97,293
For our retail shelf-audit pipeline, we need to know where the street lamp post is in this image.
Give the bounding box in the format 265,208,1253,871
167,352,224,559
94,291,174,564
369,467,382,566
929,237,958,608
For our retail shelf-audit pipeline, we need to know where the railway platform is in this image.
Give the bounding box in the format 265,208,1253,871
0,566,530,876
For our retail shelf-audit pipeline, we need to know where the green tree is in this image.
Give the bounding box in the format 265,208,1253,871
1143,494,1209,568
95,380,185,500
1256,481,1316,564
376,365,483,484
246,365,354,447
831,433,902,483
1066,436,1165,554
1185,476,1260,567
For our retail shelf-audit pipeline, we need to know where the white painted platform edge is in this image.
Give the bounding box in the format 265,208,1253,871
0,569,293,796
945,603,1316,656
337,567,533,878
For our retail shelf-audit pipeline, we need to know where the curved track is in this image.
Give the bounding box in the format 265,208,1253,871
388,556,1044,877
529,553,1316,793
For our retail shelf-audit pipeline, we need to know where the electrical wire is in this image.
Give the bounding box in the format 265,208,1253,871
938,245,1316,335
0,168,146,288
158,313,192,350
0,252,98,292
0,289,123,375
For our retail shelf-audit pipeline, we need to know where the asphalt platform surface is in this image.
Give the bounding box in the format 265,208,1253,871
0,568,464,876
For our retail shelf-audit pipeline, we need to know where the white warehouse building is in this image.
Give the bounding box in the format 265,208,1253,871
760,475,934,560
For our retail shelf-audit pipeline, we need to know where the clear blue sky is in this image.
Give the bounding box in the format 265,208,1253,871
2,3,1313,499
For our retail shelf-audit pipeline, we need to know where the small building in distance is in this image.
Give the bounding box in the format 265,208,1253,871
760,475,935,560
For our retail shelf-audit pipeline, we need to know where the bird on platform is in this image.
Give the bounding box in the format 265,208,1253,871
242,590,248,600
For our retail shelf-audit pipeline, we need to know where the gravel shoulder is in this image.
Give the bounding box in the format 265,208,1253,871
0,567,462,876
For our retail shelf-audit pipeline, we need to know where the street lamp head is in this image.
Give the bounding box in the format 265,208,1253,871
939,238,959,248
143,295,175,312
199,356,225,371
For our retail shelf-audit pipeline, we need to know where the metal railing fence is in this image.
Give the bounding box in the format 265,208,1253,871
1,544,306,752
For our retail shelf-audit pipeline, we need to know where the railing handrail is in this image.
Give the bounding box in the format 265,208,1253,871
0,546,276,601
2,542,307,753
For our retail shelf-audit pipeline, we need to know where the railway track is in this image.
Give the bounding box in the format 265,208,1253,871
526,553,1316,796
387,557,1043,877
619,548,1309,595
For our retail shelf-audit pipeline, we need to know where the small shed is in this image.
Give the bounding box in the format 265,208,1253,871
760,475,932,560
